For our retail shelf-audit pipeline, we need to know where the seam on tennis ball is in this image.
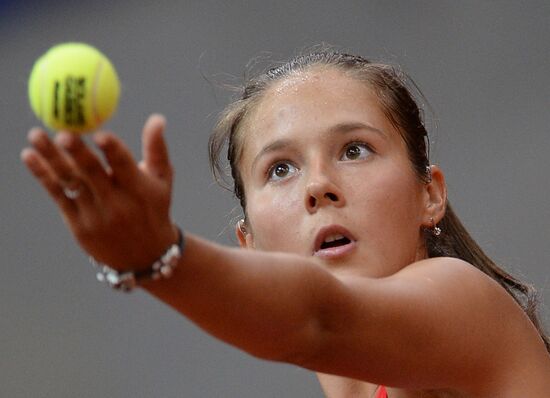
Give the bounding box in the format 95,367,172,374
92,58,103,128
39,57,47,126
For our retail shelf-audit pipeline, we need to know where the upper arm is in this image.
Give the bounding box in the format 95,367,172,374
294,257,518,391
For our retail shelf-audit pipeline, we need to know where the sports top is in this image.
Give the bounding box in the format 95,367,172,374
375,385,388,398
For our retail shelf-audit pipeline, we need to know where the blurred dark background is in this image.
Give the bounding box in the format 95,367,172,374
1,1,549,396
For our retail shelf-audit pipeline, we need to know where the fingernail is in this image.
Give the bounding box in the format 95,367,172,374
20,148,38,168
153,113,166,123
93,131,107,146
55,132,74,148
20,147,32,161
28,128,44,142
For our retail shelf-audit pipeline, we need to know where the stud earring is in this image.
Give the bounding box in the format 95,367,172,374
431,217,441,236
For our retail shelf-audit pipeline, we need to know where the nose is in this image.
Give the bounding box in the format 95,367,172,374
305,174,345,213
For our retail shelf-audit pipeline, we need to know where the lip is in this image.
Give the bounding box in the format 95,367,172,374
313,225,357,259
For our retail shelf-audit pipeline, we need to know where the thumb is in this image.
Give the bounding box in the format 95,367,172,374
141,113,172,180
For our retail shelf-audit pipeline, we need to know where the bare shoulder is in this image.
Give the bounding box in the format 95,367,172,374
398,256,497,284
308,256,549,393
394,256,537,345
395,256,517,308
394,257,550,394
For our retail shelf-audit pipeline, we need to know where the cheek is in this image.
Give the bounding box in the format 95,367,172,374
363,168,425,261
246,185,305,252
351,162,422,228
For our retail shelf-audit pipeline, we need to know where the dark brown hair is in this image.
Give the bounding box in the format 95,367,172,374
208,50,549,353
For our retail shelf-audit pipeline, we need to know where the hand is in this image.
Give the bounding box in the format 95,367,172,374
20,114,179,271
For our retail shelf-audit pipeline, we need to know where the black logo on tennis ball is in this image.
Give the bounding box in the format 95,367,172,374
53,76,86,126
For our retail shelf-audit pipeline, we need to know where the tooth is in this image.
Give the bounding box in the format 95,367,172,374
324,234,344,243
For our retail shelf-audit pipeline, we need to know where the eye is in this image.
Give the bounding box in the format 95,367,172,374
341,142,372,161
268,162,298,182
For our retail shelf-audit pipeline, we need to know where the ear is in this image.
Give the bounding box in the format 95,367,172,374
235,219,255,249
422,165,447,226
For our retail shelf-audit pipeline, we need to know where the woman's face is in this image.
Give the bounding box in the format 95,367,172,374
238,67,433,277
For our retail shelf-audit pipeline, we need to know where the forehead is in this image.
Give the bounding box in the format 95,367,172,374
240,67,396,160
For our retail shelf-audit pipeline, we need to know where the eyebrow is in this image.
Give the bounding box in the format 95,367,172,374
251,122,386,171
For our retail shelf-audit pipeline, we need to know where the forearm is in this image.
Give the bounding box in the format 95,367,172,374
141,233,331,363
20,122,329,365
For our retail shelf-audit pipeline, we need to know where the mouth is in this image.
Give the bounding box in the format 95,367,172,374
313,225,357,259
320,234,352,249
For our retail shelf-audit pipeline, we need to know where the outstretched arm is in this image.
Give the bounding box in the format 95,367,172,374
21,115,518,391
20,113,331,361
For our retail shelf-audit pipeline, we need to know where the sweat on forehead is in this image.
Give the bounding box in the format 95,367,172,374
236,66,379,165
208,54,431,211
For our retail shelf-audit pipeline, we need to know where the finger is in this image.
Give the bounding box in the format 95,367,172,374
93,131,139,188
27,128,77,186
55,132,112,198
141,114,172,181
20,146,78,219
28,128,95,209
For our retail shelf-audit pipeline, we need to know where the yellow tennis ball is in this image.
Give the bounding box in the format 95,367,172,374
28,42,120,134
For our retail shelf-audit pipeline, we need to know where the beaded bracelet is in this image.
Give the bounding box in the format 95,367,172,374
91,227,184,292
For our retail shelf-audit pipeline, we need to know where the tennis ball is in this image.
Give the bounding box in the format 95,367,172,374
28,42,120,134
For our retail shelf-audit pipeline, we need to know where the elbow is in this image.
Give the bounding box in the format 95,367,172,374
246,318,324,370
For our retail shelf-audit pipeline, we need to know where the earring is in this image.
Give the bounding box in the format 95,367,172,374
238,219,247,235
430,217,441,236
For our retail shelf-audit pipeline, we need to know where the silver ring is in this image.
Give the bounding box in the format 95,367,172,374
63,187,81,199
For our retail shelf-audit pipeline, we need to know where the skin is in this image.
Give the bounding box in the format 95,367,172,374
238,67,435,277
21,68,550,397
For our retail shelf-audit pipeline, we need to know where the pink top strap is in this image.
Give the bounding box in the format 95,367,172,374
375,385,388,398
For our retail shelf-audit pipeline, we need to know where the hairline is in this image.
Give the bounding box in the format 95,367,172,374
233,63,424,214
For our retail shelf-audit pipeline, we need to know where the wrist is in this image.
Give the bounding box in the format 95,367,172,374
92,226,184,292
